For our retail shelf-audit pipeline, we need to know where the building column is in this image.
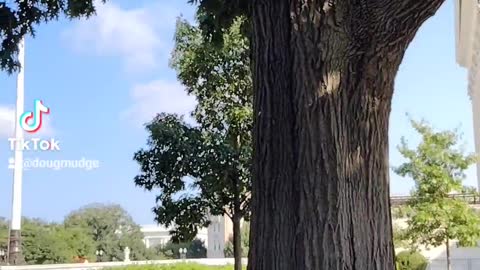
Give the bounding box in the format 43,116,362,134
145,238,150,249
469,10,480,191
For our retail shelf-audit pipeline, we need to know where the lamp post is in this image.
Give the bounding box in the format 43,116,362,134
0,249,6,264
178,248,187,260
95,250,104,262
8,36,25,265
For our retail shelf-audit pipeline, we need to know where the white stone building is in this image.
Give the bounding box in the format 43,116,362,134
140,224,208,249
206,215,234,258
456,0,480,190
140,214,233,258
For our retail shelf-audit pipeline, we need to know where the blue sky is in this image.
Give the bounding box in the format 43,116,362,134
0,1,475,225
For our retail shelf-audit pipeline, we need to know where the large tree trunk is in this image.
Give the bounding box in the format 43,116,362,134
248,1,445,269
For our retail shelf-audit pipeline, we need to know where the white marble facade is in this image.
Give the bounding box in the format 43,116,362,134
206,215,233,258
455,0,480,189
140,215,231,258
140,224,208,249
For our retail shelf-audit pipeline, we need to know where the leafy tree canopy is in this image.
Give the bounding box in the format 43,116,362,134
395,119,480,249
134,113,250,241
134,17,251,243
0,0,105,72
21,218,95,264
187,0,249,44
64,203,151,261
171,17,252,136
1,212,165,264
56,226,96,261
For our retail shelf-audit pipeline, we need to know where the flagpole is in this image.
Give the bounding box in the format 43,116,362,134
8,37,25,265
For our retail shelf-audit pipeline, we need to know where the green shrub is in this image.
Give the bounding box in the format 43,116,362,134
396,251,428,270
107,263,244,270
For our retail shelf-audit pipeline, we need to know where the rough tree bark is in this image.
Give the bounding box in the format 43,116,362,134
248,0,445,269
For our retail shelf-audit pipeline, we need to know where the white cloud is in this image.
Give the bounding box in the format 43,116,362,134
64,1,179,73
0,105,54,138
0,106,15,138
122,80,197,127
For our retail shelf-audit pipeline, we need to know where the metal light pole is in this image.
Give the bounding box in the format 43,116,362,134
179,248,187,260
8,37,25,265
95,250,104,262
0,249,6,264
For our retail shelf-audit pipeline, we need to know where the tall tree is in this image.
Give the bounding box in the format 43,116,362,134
0,0,104,72
187,0,446,269
20,218,95,264
395,120,480,270
64,203,150,261
134,113,250,269
21,219,70,264
134,17,251,270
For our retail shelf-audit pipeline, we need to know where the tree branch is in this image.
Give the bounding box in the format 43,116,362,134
240,191,250,206
375,0,446,48
224,208,234,220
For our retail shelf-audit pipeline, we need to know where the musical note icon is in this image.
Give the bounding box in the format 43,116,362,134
19,99,50,133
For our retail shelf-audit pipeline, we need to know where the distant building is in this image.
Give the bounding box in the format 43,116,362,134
207,215,233,258
455,0,480,189
140,214,238,258
140,224,208,249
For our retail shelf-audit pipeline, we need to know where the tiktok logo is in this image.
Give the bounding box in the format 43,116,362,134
19,99,50,133
8,99,60,152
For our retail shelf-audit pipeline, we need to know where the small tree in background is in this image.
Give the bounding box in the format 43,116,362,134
134,17,251,270
395,119,480,270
